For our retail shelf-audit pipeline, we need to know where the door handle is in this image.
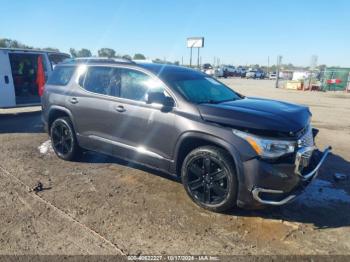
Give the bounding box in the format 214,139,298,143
115,105,126,113
4,76,9,84
70,97,79,104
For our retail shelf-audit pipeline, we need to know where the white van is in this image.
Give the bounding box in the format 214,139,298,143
0,48,70,108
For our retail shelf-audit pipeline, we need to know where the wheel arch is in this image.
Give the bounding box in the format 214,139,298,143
47,106,75,134
172,132,244,184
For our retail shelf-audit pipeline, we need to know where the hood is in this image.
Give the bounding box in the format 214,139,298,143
197,97,311,134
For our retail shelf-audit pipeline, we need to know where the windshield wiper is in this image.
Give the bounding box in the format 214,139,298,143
215,98,237,104
198,98,236,104
197,100,219,104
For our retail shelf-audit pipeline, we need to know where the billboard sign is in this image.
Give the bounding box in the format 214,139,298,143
187,37,204,48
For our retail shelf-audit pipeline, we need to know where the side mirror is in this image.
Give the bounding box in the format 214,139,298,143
147,91,175,107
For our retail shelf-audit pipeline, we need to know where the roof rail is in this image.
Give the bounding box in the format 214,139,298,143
62,57,135,65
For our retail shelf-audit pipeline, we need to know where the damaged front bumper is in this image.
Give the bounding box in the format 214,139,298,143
237,146,332,208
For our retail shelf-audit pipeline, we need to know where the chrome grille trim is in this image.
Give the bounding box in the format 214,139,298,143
295,125,315,176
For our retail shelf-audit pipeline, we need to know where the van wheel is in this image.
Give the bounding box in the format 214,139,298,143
181,146,238,212
50,117,81,161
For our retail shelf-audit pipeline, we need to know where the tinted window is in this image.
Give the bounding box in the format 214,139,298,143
120,68,165,102
167,76,240,104
81,66,120,96
47,66,75,86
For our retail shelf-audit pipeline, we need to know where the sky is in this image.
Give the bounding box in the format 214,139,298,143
0,0,349,67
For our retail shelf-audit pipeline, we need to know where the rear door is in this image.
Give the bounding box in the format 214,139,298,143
0,50,16,108
67,65,128,157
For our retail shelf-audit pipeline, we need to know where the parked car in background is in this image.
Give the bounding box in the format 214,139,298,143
269,72,277,80
202,63,215,76
237,67,247,78
42,58,331,212
255,70,266,79
246,69,266,79
214,66,225,78
222,65,236,77
246,70,257,79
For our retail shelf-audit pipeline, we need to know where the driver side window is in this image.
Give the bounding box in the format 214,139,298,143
120,68,165,102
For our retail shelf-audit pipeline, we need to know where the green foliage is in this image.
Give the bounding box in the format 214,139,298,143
42,47,60,52
122,54,132,60
0,38,33,49
98,48,116,58
70,48,92,58
0,38,61,52
133,53,146,60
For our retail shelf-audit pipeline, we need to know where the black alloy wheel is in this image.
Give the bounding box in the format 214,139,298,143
50,117,80,161
181,146,238,212
187,156,228,204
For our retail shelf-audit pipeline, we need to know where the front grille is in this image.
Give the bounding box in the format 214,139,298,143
298,125,314,148
295,125,315,175
298,125,314,158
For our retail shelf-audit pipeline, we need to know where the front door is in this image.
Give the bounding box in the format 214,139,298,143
113,67,177,168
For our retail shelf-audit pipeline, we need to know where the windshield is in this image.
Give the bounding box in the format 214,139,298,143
168,75,241,104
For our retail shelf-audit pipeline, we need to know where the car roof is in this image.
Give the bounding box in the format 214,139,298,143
56,59,206,80
138,63,205,78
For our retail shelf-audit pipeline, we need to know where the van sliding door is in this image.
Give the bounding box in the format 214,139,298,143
0,51,16,108
8,53,47,106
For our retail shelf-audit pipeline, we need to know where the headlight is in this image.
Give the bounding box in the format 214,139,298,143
233,129,296,159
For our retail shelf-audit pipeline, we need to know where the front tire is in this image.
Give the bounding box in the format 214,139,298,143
181,146,238,212
50,117,81,161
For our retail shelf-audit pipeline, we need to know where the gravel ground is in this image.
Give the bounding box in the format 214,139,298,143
0,79,349,256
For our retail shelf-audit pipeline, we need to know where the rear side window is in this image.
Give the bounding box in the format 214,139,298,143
80,66,120,96
47,66,75,86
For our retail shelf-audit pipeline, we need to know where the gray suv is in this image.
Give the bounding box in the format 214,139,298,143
42,58,331,212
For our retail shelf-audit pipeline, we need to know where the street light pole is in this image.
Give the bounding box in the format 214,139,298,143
190,47,193,67
197,48,200,68
275,55,282,88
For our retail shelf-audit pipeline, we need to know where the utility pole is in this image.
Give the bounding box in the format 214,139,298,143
189,47,193,67
275,55,282,88
197,48,200,68
267,56,270,76
308,55,318,91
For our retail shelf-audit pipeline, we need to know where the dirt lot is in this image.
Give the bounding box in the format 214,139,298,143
1,79,350,256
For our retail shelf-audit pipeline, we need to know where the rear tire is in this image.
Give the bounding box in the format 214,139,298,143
50,117,81,161
181,146,238,212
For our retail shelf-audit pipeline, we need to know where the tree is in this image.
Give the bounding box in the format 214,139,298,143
122,54,132,60
69,48,78,57
98,48,116,58
70,48,92,58
154,58,162,63
42,47,60,52
133,53,146,60
78,48,92,57
0,38,32,49
318,64,327,71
